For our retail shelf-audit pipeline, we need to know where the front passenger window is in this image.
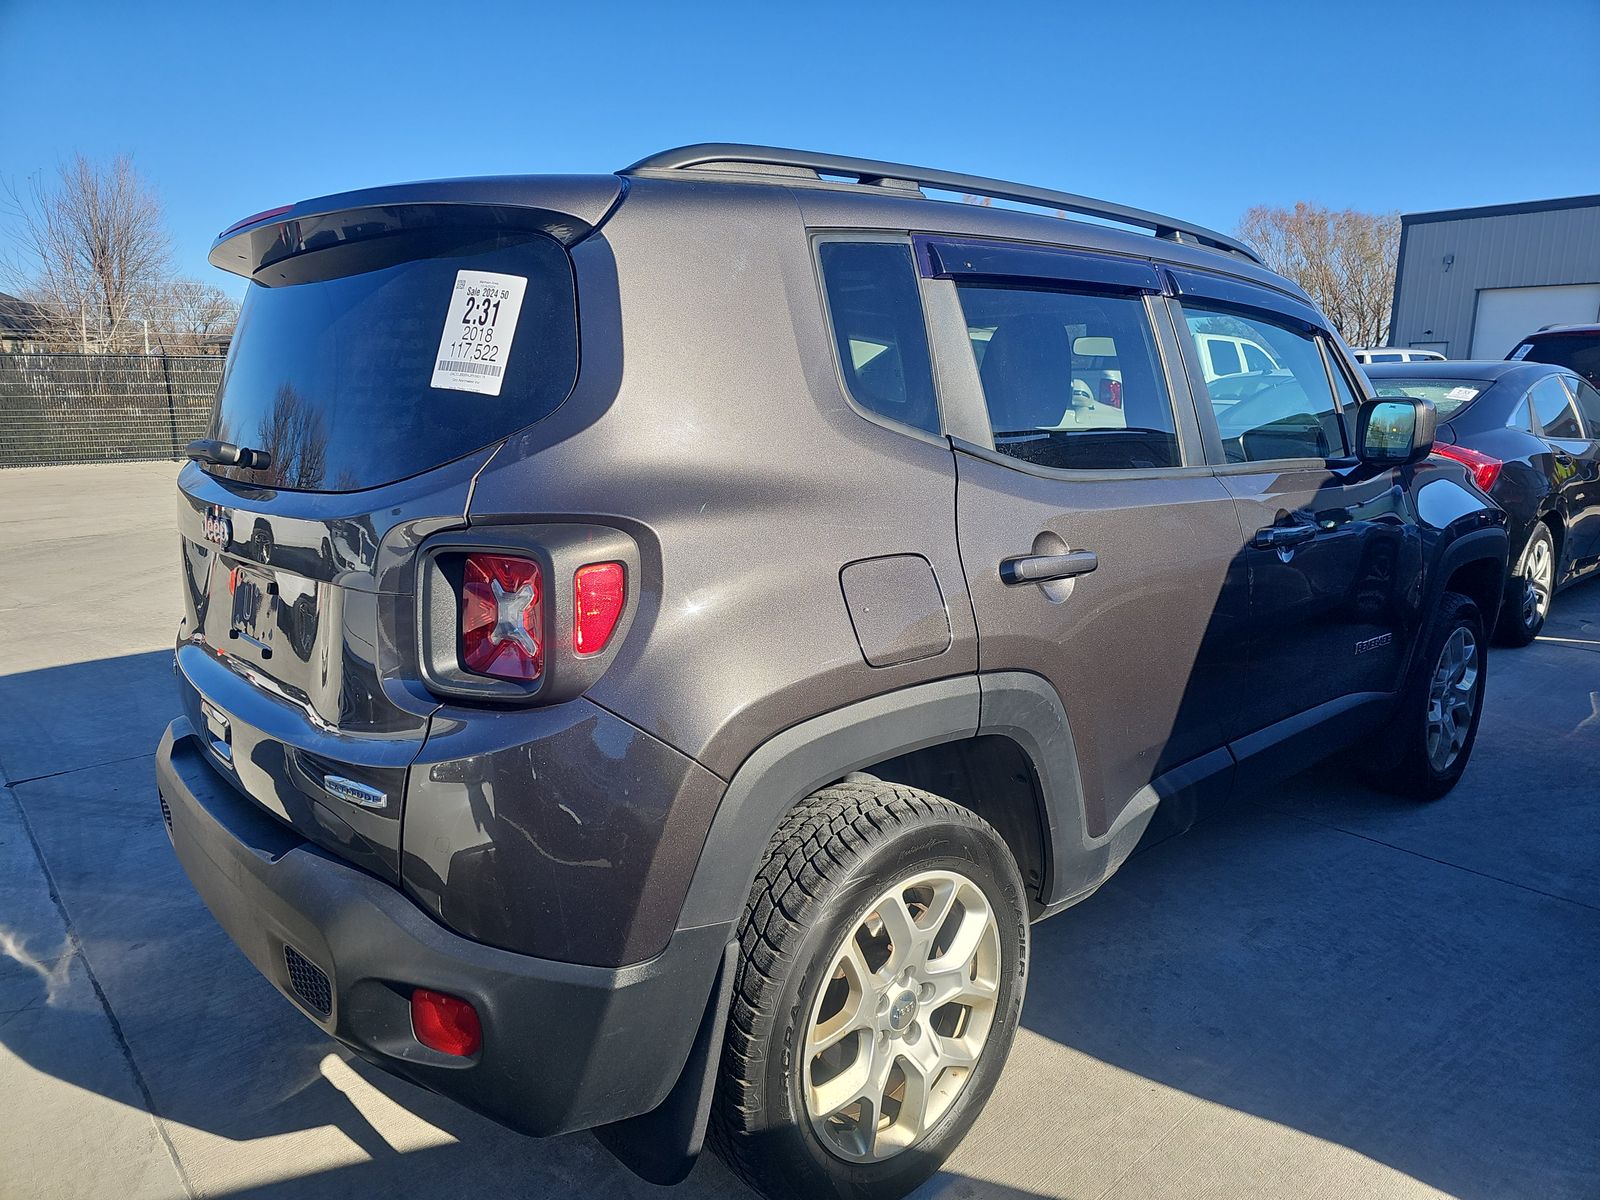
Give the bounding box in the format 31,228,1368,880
1183,304,1348,462
955,283,1180,471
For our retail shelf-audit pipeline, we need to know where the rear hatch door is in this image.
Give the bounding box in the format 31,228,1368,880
176,179,615,879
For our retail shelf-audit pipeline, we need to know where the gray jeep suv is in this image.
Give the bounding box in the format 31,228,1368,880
156,144,1508,1200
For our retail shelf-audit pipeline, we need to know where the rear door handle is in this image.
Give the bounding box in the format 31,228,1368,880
1000,550,1098,585
1253,524,1317,550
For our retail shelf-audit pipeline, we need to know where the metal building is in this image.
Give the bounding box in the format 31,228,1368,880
1388,194,1600,360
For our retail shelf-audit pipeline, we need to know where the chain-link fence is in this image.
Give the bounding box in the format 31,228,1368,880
0,353,222,468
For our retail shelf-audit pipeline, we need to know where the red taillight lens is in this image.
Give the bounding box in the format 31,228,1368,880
1099,378,1123,408
574,562,626,656
1432,443,1503,493
411,988,482,1057
461,553,543,681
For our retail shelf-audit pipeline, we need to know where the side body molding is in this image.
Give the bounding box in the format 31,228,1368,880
674,671,1147,934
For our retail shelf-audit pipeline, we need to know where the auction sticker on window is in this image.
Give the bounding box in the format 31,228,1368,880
431,270,528,396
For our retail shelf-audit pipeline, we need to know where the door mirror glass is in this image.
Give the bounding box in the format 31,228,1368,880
1358,398,1436,465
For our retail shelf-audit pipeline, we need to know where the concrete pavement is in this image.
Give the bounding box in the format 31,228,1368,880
0,462,1595,1199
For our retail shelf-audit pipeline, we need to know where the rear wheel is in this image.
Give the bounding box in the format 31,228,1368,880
710,781,1027,1200
1496,522,1555,647
1372,591,1486,800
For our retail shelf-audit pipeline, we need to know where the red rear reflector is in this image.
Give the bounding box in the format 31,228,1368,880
461,554,543,681
574,562,626,655
219,204,295,237
1431,443,1503,493
411,988,482,1057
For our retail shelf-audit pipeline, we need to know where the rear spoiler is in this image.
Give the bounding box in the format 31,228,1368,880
209,175,625,279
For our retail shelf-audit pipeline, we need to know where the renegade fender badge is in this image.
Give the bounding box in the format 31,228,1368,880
1355,633,1394,655
203,505,232,548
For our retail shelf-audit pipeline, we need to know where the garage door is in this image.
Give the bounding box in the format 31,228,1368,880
1471,284,1600,358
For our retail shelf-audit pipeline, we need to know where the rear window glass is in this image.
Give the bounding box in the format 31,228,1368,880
1371,378,1485,418
1208,339,1242,377
209,227,577,492
1519,335,1600,388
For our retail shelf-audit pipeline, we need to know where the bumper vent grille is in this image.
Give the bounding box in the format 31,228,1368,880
283,945,332,1017
158,793,173,840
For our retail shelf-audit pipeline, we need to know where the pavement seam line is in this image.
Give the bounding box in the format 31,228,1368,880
1085,1095,1207,1200
3,778,200,1200
1269,808,1600,914
8,749,156,787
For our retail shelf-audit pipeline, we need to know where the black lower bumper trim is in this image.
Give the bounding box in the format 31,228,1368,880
155,717,732,1137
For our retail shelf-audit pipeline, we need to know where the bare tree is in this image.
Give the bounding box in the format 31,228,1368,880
2,154,172,351
1237,202,1400,348
145,278,239,353
256,382,328,489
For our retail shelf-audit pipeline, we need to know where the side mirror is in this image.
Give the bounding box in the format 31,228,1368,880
1356,397,1436,466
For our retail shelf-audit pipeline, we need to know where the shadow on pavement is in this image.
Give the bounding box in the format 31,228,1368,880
2,608,1598,1198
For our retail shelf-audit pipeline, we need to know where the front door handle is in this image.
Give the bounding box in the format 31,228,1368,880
1253,524,1317,551
1000,549,1098,585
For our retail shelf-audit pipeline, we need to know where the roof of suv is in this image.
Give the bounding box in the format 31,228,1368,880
1521,324,1600,337
210,144,1312,306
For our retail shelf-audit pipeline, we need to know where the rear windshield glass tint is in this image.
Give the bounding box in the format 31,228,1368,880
208,228,577,492
1518,335,1600,387
1371,378,1485,418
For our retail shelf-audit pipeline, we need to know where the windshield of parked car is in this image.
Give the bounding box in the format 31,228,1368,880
1371,378,1486,419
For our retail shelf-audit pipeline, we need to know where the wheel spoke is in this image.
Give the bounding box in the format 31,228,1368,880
808,946,873,1055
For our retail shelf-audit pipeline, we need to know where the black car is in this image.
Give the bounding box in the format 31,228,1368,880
1509,324,1600,389
1368,360,1600,644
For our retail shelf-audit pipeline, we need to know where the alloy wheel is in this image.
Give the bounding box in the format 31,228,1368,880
1425,626,1479,772
1521,535,1554,630
802,869,1001,1163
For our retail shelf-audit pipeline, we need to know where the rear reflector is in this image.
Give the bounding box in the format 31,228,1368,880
573,562,626,655
1431,443,1503,493
461,554,543,681
411,988,482,1057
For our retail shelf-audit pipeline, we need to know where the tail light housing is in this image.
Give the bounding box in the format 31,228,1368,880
1099,378,1123,408
1431,443,1503,493
418,526,639,704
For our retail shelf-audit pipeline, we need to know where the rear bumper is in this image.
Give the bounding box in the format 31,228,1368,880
156,717,731,1137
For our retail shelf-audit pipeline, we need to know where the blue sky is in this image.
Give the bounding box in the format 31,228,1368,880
3,0,1597,290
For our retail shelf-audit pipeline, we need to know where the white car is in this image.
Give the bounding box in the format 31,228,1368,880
1351,347,1447,364
1194,331,1280,381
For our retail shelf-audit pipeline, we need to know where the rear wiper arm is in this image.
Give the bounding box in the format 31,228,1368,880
185,439,273,470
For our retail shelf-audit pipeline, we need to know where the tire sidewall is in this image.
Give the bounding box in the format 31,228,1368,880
758,819,1028,1197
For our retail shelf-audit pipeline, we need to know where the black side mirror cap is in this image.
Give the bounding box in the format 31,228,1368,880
1356,397,1436,467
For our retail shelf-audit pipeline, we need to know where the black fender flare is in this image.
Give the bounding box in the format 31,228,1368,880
674,670,1151,932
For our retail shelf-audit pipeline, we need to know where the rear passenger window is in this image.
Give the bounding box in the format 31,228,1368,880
1567,377,1600,431
1530,375,1583,440
1208,339,1242,377
1184,305,1348,462
954,284,1179,471
1242,342,1275,373
818,242,939,435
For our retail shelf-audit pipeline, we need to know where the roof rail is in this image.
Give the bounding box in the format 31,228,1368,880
623,143,1261,264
